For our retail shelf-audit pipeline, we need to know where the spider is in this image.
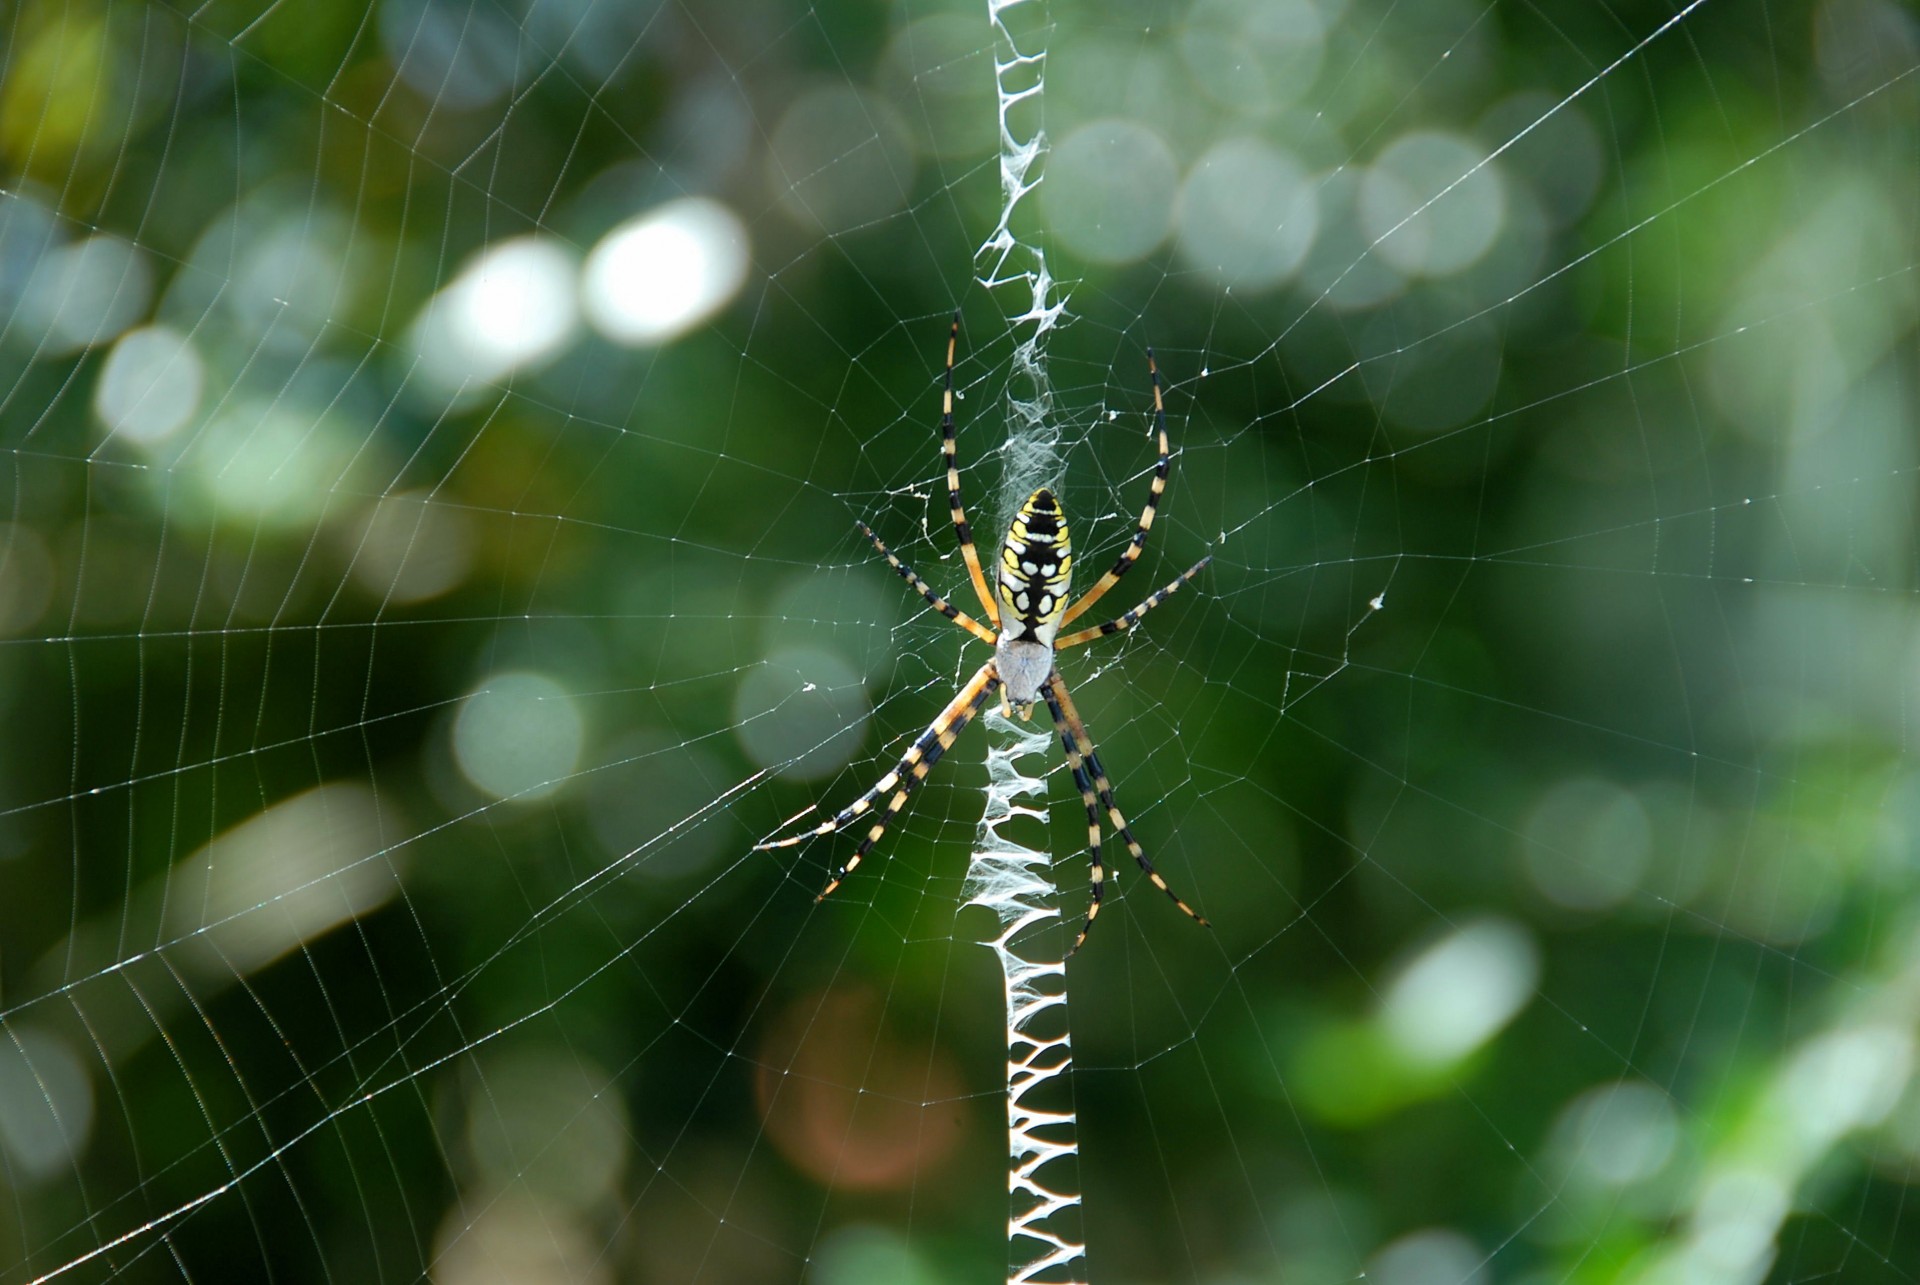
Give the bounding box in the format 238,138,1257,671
758,316,1212,954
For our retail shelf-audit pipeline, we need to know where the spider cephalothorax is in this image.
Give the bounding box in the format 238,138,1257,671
758,316,1211,954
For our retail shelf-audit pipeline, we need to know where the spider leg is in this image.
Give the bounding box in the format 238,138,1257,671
859,522,998,646
1061,348,1172,627
1044,688,1108,955
1055,556,1210,650
941,313,1001,626
758,661,1001,903
1044,671,1209,933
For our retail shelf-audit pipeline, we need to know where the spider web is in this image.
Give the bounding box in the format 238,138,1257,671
2,0,1918,1282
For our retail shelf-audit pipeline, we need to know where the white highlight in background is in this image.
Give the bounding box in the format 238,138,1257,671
1522,777,1652,911
453,672,585,802
410,236,578,396
380,0,522,110
1043,119,1179,265
94,325,205,445
1365,1227,1487,1285
1380,917,1538,1067
0,1027,94,1185
811,1224,941,1285
581,198,749,347
586,732,734,880
1777,1023,1912,1148
1296,168,1406,310
463,1048,629,1210
1179,0,1327,117
1176,137,1318,290
19,234,151,355
766,86,916,234
1360,131,1506,278
431,1190,609,1285
1551,1080,1679,1189
1684,1168,1788,1281
733,648,870,782
345,491,475,604
186,398,358,529
168,783,400,973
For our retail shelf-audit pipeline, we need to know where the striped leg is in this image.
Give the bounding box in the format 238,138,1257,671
758,661,1000,902
1044,672,1209,934
859,522,997,646
1044,691,1109,955
941,313,1000,626
1055,556,1210,650
1061,348,1172,627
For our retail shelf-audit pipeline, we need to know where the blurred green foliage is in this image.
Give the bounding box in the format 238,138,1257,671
1,0,1918,1282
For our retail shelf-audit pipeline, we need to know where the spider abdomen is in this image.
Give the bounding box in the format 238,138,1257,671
996,638,1054,707
997,488,1073,651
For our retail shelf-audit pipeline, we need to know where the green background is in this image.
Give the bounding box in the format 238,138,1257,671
2,0,1918,1281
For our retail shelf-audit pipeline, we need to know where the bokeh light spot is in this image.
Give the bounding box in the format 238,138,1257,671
1381,917,1538,1067
464,1048,628,1210
94,324,204,445
1366,1227,1486,1285
1296,168,1406,309
1687,1168,1788,1280
1816,0,1920,111
754,987,967,1191
182,398,360,529
1050,36,1186,141
1360,131,1506,278
1177,137,1318,290
0,192,58,313
734,648,869,782
812,1225,943,1285
453,672,585,803
163,194,359,358
1180,0,1327,116
1044,119,1179,264
879,16,996,159
1551,1080,1679,1188
0,1027,93,1185
586,732,736,881
411,236,579,397
1480,92,1605,228
229,207,357,353
522,0,665,83
431,1190,610,1285
20,234,150,355
165,784,400,973
344,491,475,604
1779,1024,1913,1146
767,86,915,234
582,197,749,347
380,0,522,110
1707,179,1905,448
766,567,898,681
1368,313,1504,435
1522,776,1653,911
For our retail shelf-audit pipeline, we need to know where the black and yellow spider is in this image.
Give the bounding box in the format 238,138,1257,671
759,316,1211,954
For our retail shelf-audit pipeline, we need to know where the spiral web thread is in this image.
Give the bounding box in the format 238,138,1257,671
961,2,1087,1282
